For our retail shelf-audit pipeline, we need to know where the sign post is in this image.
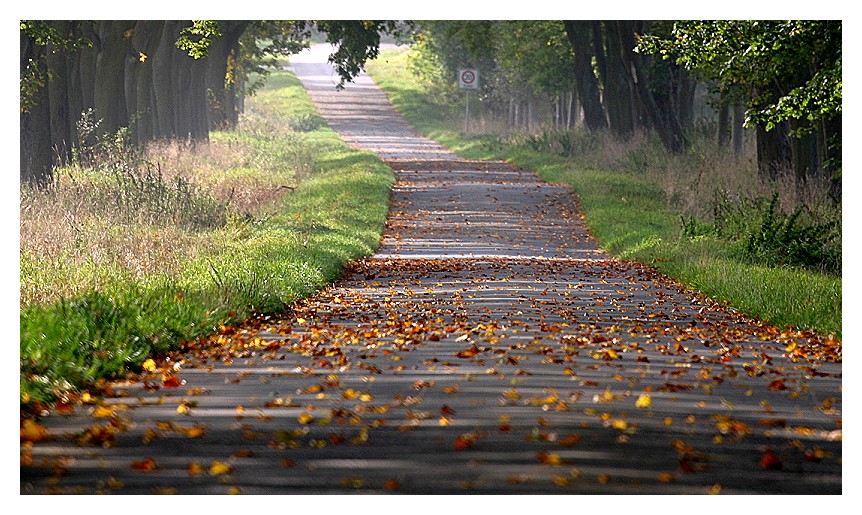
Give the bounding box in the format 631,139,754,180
458,68,479,132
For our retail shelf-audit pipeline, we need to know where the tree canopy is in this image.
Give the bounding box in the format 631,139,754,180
20,19,841,198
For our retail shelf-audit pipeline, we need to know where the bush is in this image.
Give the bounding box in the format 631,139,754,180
288,113,324,132
683,191,841,274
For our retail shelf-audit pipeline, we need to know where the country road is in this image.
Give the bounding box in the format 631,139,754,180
20,44,842,497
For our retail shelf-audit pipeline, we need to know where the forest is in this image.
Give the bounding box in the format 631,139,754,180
21,20,841,202
19,19,842,449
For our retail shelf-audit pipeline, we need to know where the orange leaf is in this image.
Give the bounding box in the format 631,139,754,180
20,420,48,443
558,434,581,447
537,451,562,465
768,380,788,391
453,436,473,450
162,374,184,388
131,457,158,471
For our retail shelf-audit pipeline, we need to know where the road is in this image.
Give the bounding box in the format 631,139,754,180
20,44,842,498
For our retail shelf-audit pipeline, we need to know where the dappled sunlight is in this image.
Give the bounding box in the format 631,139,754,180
22,43,841,497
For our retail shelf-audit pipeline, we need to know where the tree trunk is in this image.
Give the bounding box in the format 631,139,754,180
174,40,193,139
756,122,792,182
789,118,820,188
676,67,697,131
563,20,607,131
591,21,607,95
93,21,134,137
205,21,249,130
47,21,73,165
717,99,731,148
129,21,162,145
20,29,53,185
732,102,746,157
603,21,635,140
617,22,687,153
153,21,180,139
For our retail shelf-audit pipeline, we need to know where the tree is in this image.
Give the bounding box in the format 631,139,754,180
20,20,405,186
563,20,607,132
638,20,841,194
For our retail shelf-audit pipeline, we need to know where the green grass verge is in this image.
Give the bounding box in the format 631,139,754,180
20,70,394,407
366,48,841,337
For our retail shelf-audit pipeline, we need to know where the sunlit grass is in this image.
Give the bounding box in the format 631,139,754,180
20,70,394,406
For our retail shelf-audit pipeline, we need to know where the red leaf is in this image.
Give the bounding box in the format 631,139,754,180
760,448,782,470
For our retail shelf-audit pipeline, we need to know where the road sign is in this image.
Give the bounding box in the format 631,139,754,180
458,68,479,90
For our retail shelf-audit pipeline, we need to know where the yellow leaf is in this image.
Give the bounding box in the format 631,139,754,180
93,405,116,418
635,393,652,409
298,413,314,424
105,477,124,490
209,461,232,476
229,486,242,495
138,52,148,63
538,451,562,465
179,425,205,438
20,419,48,442
142,359,157,372
611,419,628,430
658,472,675,483
552,474,571,486
143,428,158,444
188,463,204,476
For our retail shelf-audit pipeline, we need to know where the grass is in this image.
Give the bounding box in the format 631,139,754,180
20,70,394,407
366,47,841,337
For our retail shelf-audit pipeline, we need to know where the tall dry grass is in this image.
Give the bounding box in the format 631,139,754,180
19,109,312,306
500,125,838,222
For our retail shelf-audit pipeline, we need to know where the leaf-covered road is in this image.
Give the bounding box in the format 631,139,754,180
20,45,842,495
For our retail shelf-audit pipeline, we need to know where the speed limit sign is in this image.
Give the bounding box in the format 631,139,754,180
458,68,479,90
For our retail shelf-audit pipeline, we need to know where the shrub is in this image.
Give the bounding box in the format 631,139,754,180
683,191,841,274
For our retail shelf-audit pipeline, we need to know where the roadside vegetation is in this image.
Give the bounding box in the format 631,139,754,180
366,46,841,337
20,70,394,408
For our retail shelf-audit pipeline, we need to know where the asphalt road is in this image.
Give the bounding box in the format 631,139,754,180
20,44,843,499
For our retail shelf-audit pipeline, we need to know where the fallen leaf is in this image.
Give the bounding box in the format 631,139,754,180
131,457,158,472
760,448,782,470
209,461,233,476
20,420,48,442
635,393,652,408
